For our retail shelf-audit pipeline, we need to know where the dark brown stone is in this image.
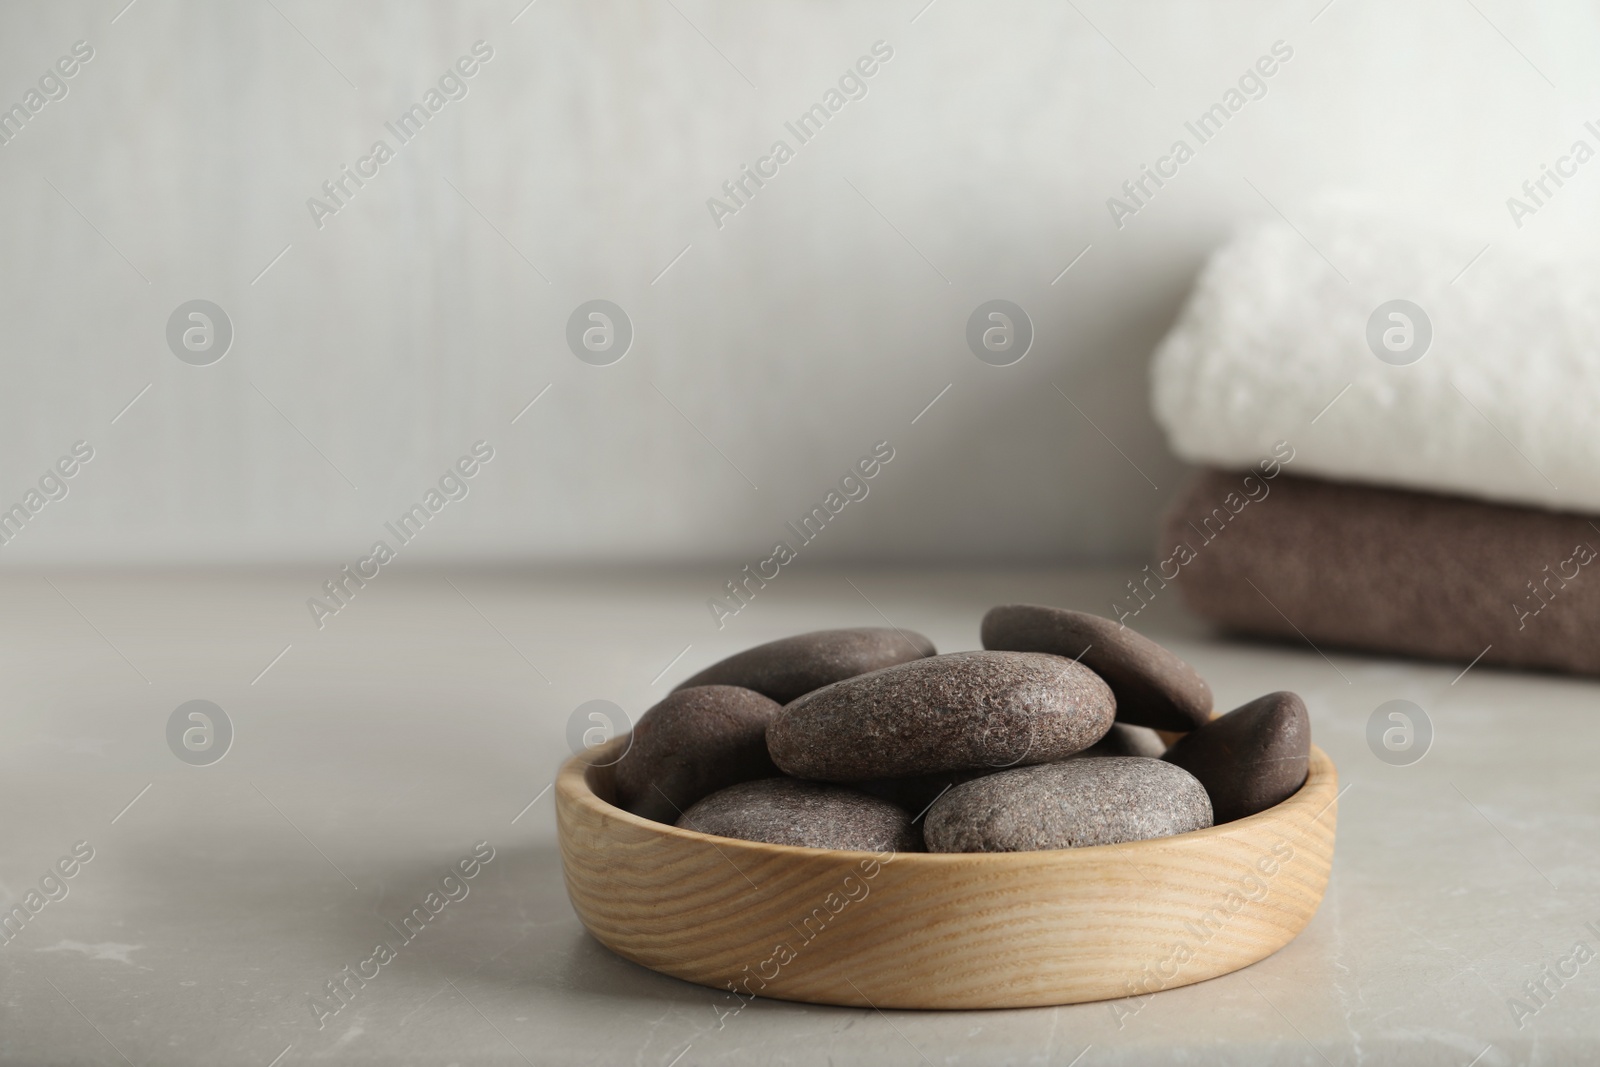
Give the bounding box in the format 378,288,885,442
613,686,783,823
924,757,1213,852
767,650,1115,781
674,627,936,705
676,778,921,852
1162,691,1310,823
981,604,1212,731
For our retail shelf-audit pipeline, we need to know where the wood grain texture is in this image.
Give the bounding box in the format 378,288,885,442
557,741,1337,1009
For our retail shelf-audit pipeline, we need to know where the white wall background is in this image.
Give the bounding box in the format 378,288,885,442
0,0,1597,566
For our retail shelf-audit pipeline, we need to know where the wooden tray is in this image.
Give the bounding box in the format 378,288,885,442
556,738,1337,1009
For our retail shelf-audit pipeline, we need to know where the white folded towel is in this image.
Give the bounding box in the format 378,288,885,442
1150,204,1600,514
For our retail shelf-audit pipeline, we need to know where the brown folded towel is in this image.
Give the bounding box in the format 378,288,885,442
1154,470,1600,676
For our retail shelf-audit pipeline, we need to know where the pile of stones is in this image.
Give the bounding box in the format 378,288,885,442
611,604,1311,853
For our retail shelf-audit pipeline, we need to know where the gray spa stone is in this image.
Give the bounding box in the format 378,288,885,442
1163,690,1311,823
924,757,1214,852
767,650,1115,781
676,778,920,852
613,685,783,823
674,627,936,705
981,604,1213,731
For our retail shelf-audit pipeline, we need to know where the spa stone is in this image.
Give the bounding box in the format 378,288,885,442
676,778,920,852
981,604,1212,731
924,757,1213,852
675,627,936,705
613,685,783,823
1163,690,1310,823
768,650,1115,781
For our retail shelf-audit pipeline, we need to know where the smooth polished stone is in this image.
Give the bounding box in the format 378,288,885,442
924,757,1213,852
674,627,936,704
676,778,920,852
612,685,783,823
767,651,1115,780
1163,690,1311,823
981,604,1213,730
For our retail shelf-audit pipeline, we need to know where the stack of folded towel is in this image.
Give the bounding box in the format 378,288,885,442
1149,205,1600,676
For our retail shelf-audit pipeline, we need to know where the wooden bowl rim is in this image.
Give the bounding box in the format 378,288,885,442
557,739,1337,863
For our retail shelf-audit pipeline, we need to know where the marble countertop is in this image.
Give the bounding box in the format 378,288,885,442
0,566,1595,1065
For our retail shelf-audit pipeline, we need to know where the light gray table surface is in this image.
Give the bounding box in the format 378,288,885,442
0,566,1595,1066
